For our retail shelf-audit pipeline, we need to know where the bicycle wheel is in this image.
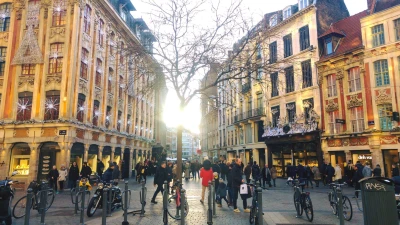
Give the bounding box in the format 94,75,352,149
342,195,353,221
249,206,255,224
293,191,302,216
37,190,55,211
167,195,189,220
304,195,314,222
13,196,33,218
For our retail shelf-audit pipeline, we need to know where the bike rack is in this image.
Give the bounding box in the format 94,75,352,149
122,181,132,225
129,181,146,217
336,188,344,225
70,181,91,215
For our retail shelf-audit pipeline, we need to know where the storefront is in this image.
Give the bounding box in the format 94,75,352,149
88,145,98,173
70,143,84,169
9,143,31,180
382,149,399,177
38,142,60,181
351,150,372,166
102,146,112,166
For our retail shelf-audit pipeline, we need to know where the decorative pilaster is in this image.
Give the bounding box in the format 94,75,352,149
28,143,40,182
111,146,115,163
84,144,89,162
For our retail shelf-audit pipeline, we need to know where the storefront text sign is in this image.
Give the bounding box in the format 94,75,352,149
59,130,67,135
335,119,345,124
358,155,372,160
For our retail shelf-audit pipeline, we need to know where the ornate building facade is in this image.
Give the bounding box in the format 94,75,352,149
0,0,159,187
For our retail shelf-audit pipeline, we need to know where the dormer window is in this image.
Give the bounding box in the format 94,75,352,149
325,37,333,55
270,14,277,27
299,0,310,10
283,7,291,20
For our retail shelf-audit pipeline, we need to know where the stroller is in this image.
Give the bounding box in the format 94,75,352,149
0,172,18,225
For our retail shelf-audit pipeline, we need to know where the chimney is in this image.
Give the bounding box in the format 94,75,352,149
367,0,376,12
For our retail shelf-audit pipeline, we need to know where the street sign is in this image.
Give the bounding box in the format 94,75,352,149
59,130,67,135
368,121,375,125
335,119,345,124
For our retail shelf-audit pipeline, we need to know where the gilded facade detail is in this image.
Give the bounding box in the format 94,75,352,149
347,94,363,109
375,89,392,105
50,27,66,38
325,99,339,112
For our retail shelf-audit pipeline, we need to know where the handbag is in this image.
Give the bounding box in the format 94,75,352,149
240,184,248,195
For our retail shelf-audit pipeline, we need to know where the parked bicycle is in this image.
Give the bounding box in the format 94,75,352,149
293,179,313,222
328,183,353,221
248,182,263,225
167,180,189,220
12,181,55,219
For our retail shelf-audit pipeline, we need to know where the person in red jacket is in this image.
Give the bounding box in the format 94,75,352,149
200,159,213,204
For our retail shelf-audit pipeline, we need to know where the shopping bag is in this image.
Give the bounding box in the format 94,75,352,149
240,184,248,195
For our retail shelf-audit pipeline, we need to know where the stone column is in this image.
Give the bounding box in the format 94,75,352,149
84,144,89,162
111,147,115,163
28,143,40,183
129,148,133,178
98,145,103,161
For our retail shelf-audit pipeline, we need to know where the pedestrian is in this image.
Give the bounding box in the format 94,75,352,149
244,163,252,184
226,163,234,206
305,164,314,188
48,165,59,194
373,164,382,177
232,158,249,213
140,162,148,183
252,161,261,185
68,162,80,189
286,163,295,179
334,164,342,183
261,164,271,188
217,178,229,207
80,162,92,179
220,161,228,181
112,162,120,181
200,159,213,204
296,162,305,179
191,161,197,179
321,160,328,186
353,163,364,198
97,159,105,178
151,161,168,204
58,165,68,193
195,160,201,178
135,162,141,181
311,165,321,187
212,160,221,179
344,160,354,187
167,162,173,194
184,161,191,181
148,160,153,176
392,164,400,177
102,163,114,183
362,161,372,178
326,163,335,184
270,166,277,187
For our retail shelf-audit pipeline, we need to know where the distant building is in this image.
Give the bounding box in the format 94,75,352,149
166,127,200,160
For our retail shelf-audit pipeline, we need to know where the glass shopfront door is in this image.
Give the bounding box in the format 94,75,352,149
383,149,399,177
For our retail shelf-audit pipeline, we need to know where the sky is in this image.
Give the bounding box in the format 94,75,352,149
132,0,368,134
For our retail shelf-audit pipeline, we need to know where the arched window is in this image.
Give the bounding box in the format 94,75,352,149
17,92,33,121
77,93,86,122
44,90,60,120
0,3,11,32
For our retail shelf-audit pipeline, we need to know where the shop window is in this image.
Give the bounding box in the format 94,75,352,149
0,3,11,32
351,106,364,133
83,4,91,34
44,90,60,120
52,3,66,27
98,19,104,46
327,74,337,97
383,150,399,177
372,24,385,47
271,72,279,97
283,34,292,58
395,18,400,41
17,92,33,121
378,104,392,131
77,93,86,122
22,64,35,76
49,43,63,74
92,100,100,126
348,67,361,92
269,41,277,64
95,59,102,87
328,110,341,134
80,48,89,79
10,143,31,176
0,47,6,76
374,59,389,87
299,25,310,51
302,59,312,88
286,102,296,123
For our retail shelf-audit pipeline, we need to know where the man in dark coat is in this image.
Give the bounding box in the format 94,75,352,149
48,165,59,193
232,158,249,213
321,161,328,186
97,159,105,178
226,163,234,206
392,164,400,177
219,161,227,181
286,163,295,179
344,160,354,187
262,164,271,188
80,162,92,179
112,162,120,180
296,162,305,179
212,161,221,177
151,161,168,204
352,163,364,198
244,163,252,183
326,163,335,184
191,161,197,180
102,163,114,183
252,161,261,185
68,162,80,189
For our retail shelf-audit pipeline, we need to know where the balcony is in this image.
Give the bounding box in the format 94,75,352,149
233,107,265,124
242,82,251,94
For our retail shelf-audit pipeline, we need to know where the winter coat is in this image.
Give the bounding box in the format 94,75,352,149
97,161,105,174
321,163,328,175
334,166,342,181
112,164,120,179
48,169,59,182
167,166,173,182
212,164,221,175
217,182,227,197
220,163,228,175
80,166,92,178
252,164,261,179
102,168,113,183
154,166,168,186
190,162,197,173
296,165,305,178
326,165,335,177
270,167,278,179
353,164,364,182
200,167,213,187
305,166,313,178
232,163,243,188
287,165,296,178
227,168,233,187
312,166,321,180
58,169,68,181
244,165,252,178
373,167,382,177
184,163,190,178
392,167,400,177
69,165,80,182
362,165,372,178
261,167,271,181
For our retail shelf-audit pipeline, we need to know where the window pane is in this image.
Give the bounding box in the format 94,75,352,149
374,60,389,87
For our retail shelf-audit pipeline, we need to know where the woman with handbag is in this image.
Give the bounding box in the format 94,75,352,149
232,158,249,213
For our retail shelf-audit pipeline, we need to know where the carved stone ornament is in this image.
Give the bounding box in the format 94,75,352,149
107,93,114,104
50,27,66,38
0,79,3,87
347,94,363,109
0,32,9,42
336,69,344,80
79,79,88,94
318,74,323,86
325,99,339,112
118,98,123,110
375,89,392,105
95,87,102,100
46,75,62,85
18,76,35,87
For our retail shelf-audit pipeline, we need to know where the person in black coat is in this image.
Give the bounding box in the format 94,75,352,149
212,161,221,177
151,161,168,204
80,162,92,179
286,163,295,179
226,163,233,206
232,158,249,212
68,162,80,189
392,164,400,177
326,163,335,184
321,161,328,186
252,161,261,185
244,163,252,183
48,165,59,193
352,164,364,198
373,164,382,177
112,162,120,180
296,163,305,179
102,164,114,183
97,159,105,178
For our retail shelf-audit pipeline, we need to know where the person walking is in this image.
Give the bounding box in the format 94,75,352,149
220,161,228,181
102,163,114,183
96,159,105,178
166,162,173,194
326,163,335,184
373,164,382,177
286,163,295,179
244,163,252,184
296,162,305,180
392,164,400,177
58,165,68,193
48,165,59,194
270,166,277,187
252,161,261,185
184,161,191,181
353,164,364,198
344,160,354,187
217,178,229,207
80,162,92,179
312,165,321,187
200,160,213,204
68,162,80,189
212,161,221,179
321,161,328,186
232,158,249,213
334,164,342,184
226,163,234,206
191,161,197,180
140,162,148,183
112,162,120,181
261,164,271,188
151,161,168,204
362,161,372,178
305,165,314,188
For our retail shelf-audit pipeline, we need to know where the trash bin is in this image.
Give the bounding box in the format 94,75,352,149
359,177,398,225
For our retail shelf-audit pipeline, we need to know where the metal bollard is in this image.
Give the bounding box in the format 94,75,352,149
337,188,344,225
24,188,33,225
211,180,216,217
122,181,129,225
207,181,213,225
180,188,186,225
40,183,48,225
140,181,146,217
257,187,263,225
80,184,86,225
107,187,112,217
102,188,108,225
74,180,80,215
163,181,168,225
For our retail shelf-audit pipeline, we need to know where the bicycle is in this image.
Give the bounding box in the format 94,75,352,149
328,183,353,221
293,179,313,222
12,181,55,219
248,183,264,225
167,180,189,220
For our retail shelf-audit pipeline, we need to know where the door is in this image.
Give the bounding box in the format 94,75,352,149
38,150,56,181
